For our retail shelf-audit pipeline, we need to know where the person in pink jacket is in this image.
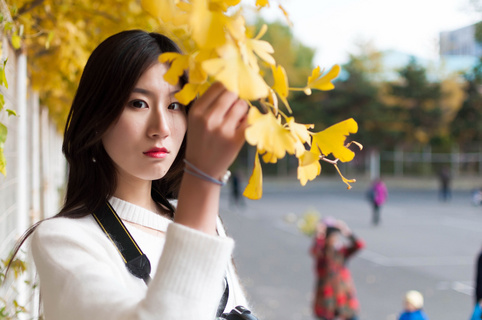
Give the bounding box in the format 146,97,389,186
368,179,388,225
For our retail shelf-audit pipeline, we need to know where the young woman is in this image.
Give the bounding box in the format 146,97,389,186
310,219,364,320
28,30,250,319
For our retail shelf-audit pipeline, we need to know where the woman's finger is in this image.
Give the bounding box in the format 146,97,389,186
223,99,249,132
203,87,239,126
190,82,226,115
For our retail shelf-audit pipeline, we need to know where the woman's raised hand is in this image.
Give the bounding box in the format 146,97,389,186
175,83,248,234
185,82,248,180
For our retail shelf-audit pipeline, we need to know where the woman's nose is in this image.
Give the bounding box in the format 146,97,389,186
147,109,170,138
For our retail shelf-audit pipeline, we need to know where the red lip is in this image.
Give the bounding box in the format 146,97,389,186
143,147,169,159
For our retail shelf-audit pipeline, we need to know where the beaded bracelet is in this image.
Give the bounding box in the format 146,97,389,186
183,159,231,186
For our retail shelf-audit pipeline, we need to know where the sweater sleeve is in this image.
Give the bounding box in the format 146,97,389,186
31,217,234,320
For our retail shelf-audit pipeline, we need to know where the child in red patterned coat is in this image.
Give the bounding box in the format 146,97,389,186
311,218,365,320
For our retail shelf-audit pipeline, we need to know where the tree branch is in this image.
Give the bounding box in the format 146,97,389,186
17,0,45,16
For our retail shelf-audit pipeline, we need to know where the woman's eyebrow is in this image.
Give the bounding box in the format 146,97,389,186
170,89,181,97
132,87,153,96
131,87,180,97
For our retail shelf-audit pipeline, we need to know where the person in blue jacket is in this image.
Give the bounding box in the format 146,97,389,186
398,290,429,320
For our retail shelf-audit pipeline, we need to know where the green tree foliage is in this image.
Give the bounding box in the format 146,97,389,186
475,21,482,43
388,57,443,145
451,58,482,149
471,0,482,43
292,47,404,150
254,19,315,87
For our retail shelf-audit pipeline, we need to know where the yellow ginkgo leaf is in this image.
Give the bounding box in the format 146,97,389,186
278,4,293,27
246,38,275,66
286,117,313,145
189,49,218,84
267,88,279,114
159,52,189,86
261,150,278,164
256,0,270,8
254,24,268,40
305,64,341,95
286,117,313,156
141,0,178,24
243,152,263,200
0,123,7,176
202,43,269,100
210,0,242,12
271,64,290,109
334,163,356,190
190,0,227,49
175,82,210,105
225,12,246,42
297,150,321,186
11,34,21,50
245,107,296,159
312,118,358,162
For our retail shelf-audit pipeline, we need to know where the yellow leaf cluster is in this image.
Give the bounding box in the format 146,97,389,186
6,0,162,128
141,0,361,199
3,0,361,195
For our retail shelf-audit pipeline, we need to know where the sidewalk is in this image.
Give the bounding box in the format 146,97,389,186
256,174,482,192
220,174,482,320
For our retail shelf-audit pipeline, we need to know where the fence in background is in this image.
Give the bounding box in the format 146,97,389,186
0,34,65,319
242,145,482,182
373,146,482,179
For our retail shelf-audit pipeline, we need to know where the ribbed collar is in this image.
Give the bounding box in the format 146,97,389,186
108,196,172,233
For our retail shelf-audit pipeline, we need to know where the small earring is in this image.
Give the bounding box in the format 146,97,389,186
92,157,97,163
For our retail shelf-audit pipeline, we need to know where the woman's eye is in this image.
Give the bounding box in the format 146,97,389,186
168,102,185,110
130,100,148,109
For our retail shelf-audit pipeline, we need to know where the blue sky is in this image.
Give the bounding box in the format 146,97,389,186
253,0,481,68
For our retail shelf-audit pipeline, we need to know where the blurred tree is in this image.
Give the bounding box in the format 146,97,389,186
387,57,443,146
451,58,482,150
253,19,315,87
6,0,161,128
293,43,404,150
471,0,482,43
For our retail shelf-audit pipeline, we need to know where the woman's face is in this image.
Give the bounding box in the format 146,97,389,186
102,62,187,184
326,232,340,247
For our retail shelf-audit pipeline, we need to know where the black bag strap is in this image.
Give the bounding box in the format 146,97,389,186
216,278,229,317
92,199,230,315
92,201,152,285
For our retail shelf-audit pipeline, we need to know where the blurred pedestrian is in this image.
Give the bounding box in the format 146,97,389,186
471,247,482,320
476,247,482,305
438,166,451,201
310,218,364,320
229,170,244,208
471,188,482,206
368,179,388,226
398,290,429,320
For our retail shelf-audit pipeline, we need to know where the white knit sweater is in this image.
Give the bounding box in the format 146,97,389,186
30,197,248,320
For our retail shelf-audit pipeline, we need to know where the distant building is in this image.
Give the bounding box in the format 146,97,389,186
379,49,478,82
440,23,482,57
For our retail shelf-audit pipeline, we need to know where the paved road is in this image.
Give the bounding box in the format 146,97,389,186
219,177,482,320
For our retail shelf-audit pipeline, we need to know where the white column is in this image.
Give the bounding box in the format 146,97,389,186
15,50,28,235
369,149,380,181
395,146,404,177
40,107,51,217
15,49,29,320
30,91,41,221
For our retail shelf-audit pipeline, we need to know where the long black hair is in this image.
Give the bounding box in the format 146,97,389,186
60,29,189,218
4,29,189,275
